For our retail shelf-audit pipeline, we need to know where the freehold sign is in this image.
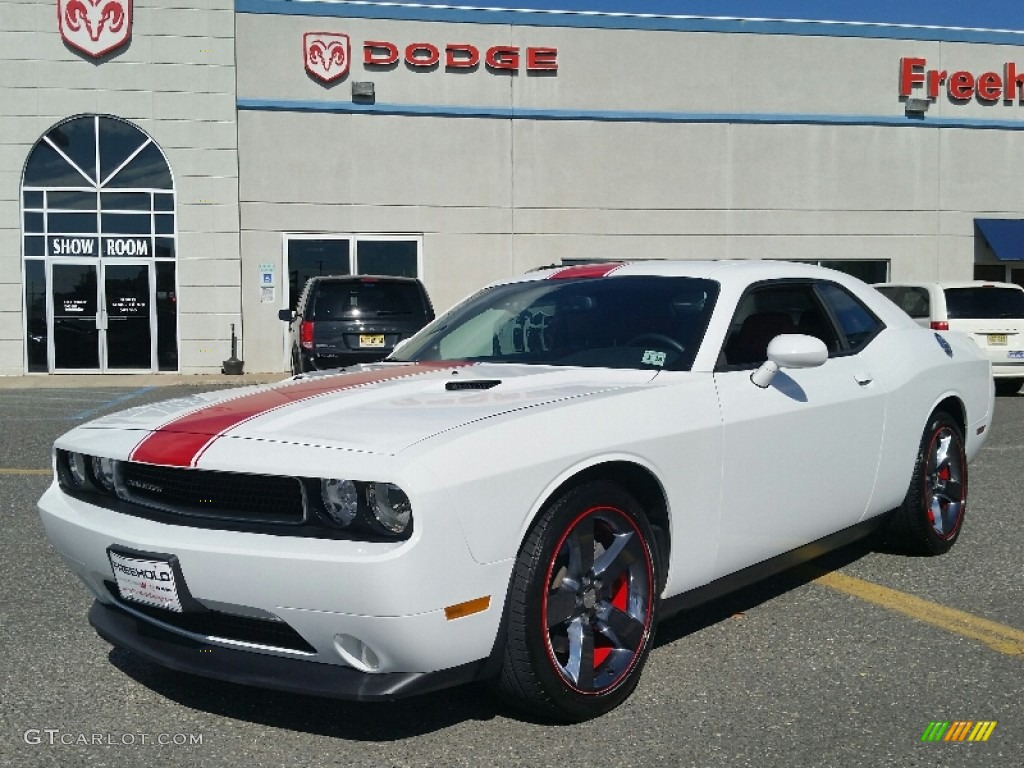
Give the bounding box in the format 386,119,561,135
900,57,1024,103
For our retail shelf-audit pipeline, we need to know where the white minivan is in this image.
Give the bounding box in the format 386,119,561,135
874,281,1024,395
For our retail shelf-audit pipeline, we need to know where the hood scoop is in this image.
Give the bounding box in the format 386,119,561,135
445,379,502,391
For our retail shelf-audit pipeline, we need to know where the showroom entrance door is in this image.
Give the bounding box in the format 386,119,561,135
51,262,153,372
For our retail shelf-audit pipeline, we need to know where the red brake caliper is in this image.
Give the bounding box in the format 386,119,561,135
593,575,629,669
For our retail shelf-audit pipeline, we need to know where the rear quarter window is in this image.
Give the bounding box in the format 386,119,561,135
818,283,884,352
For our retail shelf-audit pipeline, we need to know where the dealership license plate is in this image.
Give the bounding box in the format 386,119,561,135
988,334,1007,346
359,334,385,348
108,551,184,613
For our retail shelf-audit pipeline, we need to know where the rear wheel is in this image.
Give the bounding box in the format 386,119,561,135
994,378,1022,396
498,481,659,722
885,411,967,555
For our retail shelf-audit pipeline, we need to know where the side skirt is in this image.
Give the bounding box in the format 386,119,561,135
658,516,885,622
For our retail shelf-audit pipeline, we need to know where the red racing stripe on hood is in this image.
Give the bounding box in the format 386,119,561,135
129,363,463,468
547,263,625,280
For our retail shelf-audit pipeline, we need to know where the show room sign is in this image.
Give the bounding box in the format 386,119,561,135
49,236,150,257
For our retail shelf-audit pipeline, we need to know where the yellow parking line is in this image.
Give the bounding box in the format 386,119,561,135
805,567,1024,658
0,468,50,475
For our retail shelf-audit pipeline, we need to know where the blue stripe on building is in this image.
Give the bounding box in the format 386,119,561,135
237,99,1024,131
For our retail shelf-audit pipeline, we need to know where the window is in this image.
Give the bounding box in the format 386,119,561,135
310,280,426,320
817,283,884,351
393,277,718,371
21,115,178,372
721,283,840,368
283,235,422,312
944,287,1024,319
877,286,929,319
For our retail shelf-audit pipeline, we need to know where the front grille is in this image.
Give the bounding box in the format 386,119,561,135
120,463,306,524
105,582,316,654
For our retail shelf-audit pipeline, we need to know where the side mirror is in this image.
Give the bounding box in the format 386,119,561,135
751,334,828,388
278,309,294,322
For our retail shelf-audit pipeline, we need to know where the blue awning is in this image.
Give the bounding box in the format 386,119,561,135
976,219,1024,261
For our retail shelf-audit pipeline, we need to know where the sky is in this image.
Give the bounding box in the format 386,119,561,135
356,1,1024,33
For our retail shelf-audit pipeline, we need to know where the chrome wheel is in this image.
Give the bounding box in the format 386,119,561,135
924,426,965,540
498,481,660,721
542,506,654,694
885,410,968,556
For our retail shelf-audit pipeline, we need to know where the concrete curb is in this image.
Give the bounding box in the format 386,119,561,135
0,373,290,389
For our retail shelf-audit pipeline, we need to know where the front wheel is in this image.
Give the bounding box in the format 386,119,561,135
885,411,967,555
498,481,660,722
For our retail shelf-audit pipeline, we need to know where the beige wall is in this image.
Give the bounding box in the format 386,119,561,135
234,13,1023,371
0,0,240,375
3,3,1022,374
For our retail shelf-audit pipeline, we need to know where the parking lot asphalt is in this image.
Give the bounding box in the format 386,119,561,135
1,381,1021,768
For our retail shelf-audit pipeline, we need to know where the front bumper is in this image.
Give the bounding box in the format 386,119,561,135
89,601,487,701
39,482,512,683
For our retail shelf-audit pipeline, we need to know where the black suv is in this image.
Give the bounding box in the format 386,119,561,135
279,275,435,374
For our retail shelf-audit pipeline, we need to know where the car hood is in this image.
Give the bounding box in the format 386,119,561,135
82,362,659,462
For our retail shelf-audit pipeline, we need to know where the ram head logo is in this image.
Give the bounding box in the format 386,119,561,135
304,32,350,84
58,0,133,59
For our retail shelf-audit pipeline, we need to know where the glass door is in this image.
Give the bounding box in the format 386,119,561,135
51,262,100,371
49,261,155,372
103,262,153,370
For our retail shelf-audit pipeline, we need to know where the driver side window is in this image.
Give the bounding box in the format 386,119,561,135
720,283,840,368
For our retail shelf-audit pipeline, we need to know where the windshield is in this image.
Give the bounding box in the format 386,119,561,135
945,287,1024,319
311,281,425,320
390,276,719,371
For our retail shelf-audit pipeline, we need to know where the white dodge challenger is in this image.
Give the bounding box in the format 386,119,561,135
39,260,993,721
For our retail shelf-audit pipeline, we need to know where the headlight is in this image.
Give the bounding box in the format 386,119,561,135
321,478,359,527
91,456,117,492
66,452,89,488
366,482,412,535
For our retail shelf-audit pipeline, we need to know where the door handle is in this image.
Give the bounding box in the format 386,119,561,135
854,372,873,386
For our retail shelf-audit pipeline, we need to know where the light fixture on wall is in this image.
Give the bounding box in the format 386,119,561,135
904,98,929,117
352,81,375,104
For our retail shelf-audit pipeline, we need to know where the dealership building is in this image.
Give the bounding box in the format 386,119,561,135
3,0,1024,375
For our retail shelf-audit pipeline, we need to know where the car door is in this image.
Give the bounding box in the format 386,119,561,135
712,281,886,575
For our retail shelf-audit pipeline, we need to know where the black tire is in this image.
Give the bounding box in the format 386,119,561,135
498,481,660,722
994,378,1022,397
885,411,967,555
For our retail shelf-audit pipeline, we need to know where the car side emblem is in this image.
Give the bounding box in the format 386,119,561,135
934,333,953,358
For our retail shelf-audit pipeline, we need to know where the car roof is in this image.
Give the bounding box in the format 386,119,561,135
511,259,851,284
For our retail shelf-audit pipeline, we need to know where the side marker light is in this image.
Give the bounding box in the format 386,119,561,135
444,596,491,621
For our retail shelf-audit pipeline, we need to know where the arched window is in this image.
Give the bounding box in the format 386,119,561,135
22,115,178,372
